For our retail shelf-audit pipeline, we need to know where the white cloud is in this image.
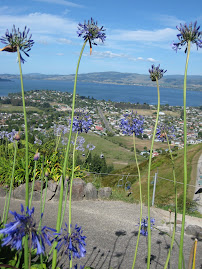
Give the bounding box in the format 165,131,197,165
34,0,83,8
0,12,78,44
90,51,128,59
156,15,185,27
84,50,158,63
57,38,72,44
110,28,177,42
146,57,156,62
56,53,64,56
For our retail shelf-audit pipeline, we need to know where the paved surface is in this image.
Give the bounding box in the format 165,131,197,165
97,107,114,134
193,154,202,213
1,197,202,269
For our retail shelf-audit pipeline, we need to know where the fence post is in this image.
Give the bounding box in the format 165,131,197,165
152,172,158,206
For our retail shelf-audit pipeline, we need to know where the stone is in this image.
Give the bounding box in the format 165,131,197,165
48,180,58,192
98,187,112,199
31,191,41,201
33,180,43,191
185,225,202,238
13,184,26,200
52,178,68,201
13,183,42,201
43,189,56,201
0,187,8,197
84,183,98,200
71,178,86,201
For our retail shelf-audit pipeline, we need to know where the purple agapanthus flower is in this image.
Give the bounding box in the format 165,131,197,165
149,64,167,81
0,25,34,63
172,21,202,53
138,217,155,236
86,143,95,151
54,124,68,137
0,130,18,143
34,137,42,145
77,18,106,54
120,112,144,136
56,223,86,261
0,204,56,254
70,115,92,133
156,124,175,142
33,151,40,161
74,265,84,269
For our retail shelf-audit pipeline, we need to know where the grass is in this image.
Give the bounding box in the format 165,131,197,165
99,143,202,217
0,104,42,113
73,132,145,169
105,135,171,152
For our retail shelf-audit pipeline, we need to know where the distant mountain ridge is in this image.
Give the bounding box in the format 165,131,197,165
0,72,202,91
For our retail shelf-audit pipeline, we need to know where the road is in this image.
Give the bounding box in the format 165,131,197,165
97,107,115,134
0,198,202,268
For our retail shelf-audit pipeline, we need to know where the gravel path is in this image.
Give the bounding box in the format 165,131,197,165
1,197,202,269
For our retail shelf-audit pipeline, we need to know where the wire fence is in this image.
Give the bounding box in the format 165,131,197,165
86,171,199,189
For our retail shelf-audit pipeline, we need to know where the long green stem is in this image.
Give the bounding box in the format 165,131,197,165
132,133,142,269
51,40,87,269
178,40,190,269
69,132,78,269
147,78,160,268
164,134,177,269
4,141,17,224
29,161,37,209
17,47,29,269
17,47,29,207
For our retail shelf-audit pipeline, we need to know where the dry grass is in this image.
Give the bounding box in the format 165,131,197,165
129,108,180,117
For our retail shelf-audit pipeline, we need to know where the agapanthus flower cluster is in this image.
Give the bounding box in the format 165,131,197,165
86,143,95,151
56,223,86,260
0,25,34,63
172,21,202,53
34,136,42,145
0,205,56,254
0,130,18,143
70,115,92,133
77,18,106,54
149,64,167,81
54,124,69,137
120,112,144,136
139,217,155,237
156,124,175,142
74,136,85,152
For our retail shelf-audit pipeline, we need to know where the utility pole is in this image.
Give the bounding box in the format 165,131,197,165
152,172,158,206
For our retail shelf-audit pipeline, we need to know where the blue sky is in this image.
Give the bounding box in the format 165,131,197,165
0,0,201,75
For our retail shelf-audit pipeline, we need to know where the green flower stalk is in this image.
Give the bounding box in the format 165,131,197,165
147,64,166,268
172,21,202,268
120,112,144,268
3,140,18,224
51,18,106,269
0,25,34,269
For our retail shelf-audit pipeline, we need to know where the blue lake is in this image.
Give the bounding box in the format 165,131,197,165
0,79,201,106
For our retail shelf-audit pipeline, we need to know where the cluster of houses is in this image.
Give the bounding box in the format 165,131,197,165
0,90,201,152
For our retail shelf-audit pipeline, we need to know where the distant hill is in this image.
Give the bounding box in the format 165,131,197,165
0,72,202,91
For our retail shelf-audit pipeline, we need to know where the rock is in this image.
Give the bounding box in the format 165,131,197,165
43,188,55,201
52,178,68,201
13,184,27,200
185,225,202,238
98,187,112,199
48,180,58,192
33,180,43,191
84,183,98,200
71,178,86,201
0,187,8,197
31,191,41,201
13,183,42,201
